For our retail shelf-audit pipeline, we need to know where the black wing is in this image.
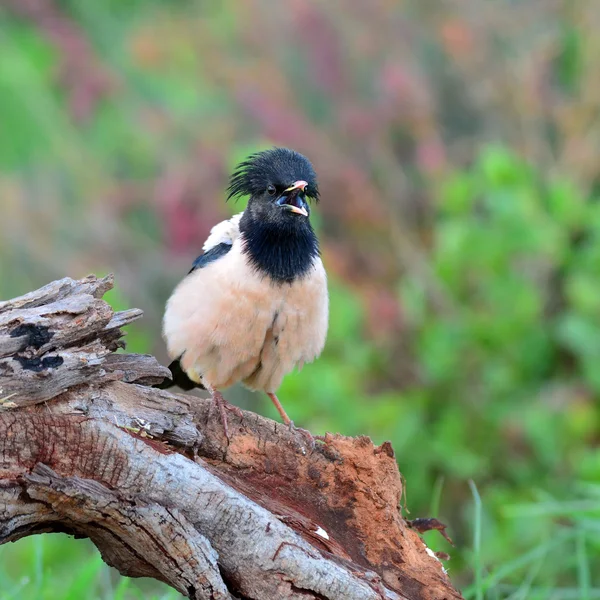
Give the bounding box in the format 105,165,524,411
155,357,203,390
188,242,232,274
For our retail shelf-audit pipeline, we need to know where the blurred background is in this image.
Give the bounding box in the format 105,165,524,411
1,0,600,598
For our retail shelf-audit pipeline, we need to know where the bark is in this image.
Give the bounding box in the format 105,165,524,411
0,274,463,600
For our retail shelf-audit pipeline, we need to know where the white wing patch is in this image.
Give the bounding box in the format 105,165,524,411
202,212,243,252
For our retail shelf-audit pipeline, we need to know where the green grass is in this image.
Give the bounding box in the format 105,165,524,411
0,536,183,600
468,480,483,600
460,486,600,599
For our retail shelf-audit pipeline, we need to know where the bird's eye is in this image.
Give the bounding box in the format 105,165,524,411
267,184,276,196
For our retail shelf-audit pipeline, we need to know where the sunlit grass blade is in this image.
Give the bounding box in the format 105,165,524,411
463,528,576,598
468,479,483,600
1,576,31,600
577,527,591,600
430,475,445,518
111,572,130,600
63,553,104,600
33,535,44,594
0,545,14,591
504,500,600,518
504,536,549,600
156,590,185,600
497,585,600,599
577,518,600,534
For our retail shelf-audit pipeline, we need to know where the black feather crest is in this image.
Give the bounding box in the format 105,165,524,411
227,147,319,202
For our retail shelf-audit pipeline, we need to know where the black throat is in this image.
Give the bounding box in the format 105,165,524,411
239,209,319,284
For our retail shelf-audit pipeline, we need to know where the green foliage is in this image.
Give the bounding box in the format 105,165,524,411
103,284,152,354
0,535,182,599
0,21,57,167
402,146,600,590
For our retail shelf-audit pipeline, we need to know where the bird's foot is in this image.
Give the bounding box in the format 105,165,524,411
266,392,314,447
208,389,243,441
287,420,315,447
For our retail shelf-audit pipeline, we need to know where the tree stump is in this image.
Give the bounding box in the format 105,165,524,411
0,274,463,600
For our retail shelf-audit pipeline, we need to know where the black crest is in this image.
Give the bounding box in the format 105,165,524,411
227,147,320,202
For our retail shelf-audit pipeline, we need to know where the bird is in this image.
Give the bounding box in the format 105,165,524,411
158,147,328,438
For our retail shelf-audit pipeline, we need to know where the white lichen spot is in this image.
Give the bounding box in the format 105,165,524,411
134,417,151,431
314,526,329,540
422,540,448,575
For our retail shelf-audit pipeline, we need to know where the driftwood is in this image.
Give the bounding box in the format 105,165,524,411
0,275,463,600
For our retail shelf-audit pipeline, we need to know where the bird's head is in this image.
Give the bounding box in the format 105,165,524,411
230,148,321,281
227,148,319,226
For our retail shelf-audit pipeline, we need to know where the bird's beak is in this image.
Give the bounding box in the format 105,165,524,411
284,180,308,193
278,180,309,217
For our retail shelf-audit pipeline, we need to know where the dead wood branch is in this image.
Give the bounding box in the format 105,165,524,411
0,275,462,600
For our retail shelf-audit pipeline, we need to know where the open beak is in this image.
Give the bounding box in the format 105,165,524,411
278,180,309,217
284,180,308,193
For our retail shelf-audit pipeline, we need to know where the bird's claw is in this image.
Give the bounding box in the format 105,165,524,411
224,403,244,418
287,420,315,447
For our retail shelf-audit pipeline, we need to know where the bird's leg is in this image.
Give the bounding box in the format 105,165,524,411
266,392,292,425
267,392,313,441
206,385,243,441
210,389,230,441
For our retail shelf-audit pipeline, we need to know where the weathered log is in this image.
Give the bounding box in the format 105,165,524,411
0,275,462,600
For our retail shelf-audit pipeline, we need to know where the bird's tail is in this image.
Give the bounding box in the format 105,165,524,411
154,358,205,391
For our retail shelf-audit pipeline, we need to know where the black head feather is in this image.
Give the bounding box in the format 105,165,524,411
227,147,321,284
227,147,319,202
